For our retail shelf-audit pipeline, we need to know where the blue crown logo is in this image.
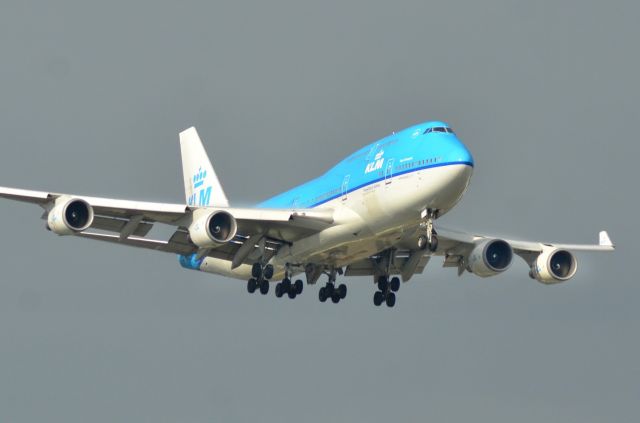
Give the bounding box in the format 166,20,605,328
193,167,207,189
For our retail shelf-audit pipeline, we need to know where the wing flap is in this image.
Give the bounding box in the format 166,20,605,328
91,216,154,237
76,232,195,255
344,252,431,279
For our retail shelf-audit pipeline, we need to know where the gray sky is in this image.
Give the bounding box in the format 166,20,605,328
0,1,638,422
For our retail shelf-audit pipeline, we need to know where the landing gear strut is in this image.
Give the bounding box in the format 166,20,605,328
318,267,347,304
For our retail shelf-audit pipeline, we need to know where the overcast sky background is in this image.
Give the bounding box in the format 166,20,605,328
0,1,638,422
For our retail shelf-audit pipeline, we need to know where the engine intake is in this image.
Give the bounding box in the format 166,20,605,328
530,248,577,284
467,239,513,277
188,210,238,248
47,197,94,235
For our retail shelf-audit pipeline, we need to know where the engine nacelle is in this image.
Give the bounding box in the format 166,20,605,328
530,248,577,284
47,196,94,235
188,210,237,248
467,239,513,277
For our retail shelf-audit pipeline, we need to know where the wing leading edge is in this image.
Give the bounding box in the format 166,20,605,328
0,185,335,268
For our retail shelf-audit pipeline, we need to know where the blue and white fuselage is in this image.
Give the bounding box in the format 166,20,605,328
196,121,474,280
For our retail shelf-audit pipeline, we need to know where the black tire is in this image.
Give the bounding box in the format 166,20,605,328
259,280,269,295
331,293,340,303
264,264,274,280
288,289,297,299
294,279,303,295
429,234,438,252
319,287,327,302
275,283,284,298
338,284,347,299
390,277,400,292
373,291,384,306
386,292,396,307
326,283,335,296
247,278,257,294
251,263,262,279
417,235,428,250
282,278,291,292
377,276,388,292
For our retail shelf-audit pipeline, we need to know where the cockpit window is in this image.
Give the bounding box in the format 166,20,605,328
424,127,455,135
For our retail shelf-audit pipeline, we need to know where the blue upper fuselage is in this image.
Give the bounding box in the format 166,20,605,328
257,121,474,209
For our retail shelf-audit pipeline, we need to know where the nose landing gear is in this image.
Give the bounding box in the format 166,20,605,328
419,208,439,252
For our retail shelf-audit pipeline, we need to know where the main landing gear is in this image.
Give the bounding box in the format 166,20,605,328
275,276,304,299
373,275,400,307
318,268,347,304
247,262,274,295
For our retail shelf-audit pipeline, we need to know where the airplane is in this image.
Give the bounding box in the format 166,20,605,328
0,121,614,307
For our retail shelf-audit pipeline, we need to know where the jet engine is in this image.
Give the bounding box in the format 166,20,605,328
47,196,94,235
529,248,577,284
188,210,238,248
467,239,513,277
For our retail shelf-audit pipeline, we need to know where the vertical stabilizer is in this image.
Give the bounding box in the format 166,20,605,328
179,127,230,208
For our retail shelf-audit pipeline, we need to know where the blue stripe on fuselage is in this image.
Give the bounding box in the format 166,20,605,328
257,121,474,209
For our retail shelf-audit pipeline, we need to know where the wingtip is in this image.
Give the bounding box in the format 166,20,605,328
599,230,614,248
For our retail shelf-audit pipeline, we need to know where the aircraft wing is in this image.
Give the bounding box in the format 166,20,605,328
0,186,335,265
347,226,614,282
433,226,614,259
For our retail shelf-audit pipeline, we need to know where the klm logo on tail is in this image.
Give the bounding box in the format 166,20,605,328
188,167,212,207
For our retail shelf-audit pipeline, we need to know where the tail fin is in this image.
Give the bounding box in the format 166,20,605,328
179,127,229,208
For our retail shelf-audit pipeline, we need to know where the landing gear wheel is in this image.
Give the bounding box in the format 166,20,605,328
251,263,262,279
259,280,269,295
247,278,257,294
282,278,291,292
331,293,340,304
386,292,396,307
275,283,284,298
417,235,428,250
338,284,347,299
373,291,384,306
390,277,400,292
325,283,335,297
288,289,297,299
377,276,388,292
294,279,303,295
319,287,328,302
264,264,274,280
428,234,438,252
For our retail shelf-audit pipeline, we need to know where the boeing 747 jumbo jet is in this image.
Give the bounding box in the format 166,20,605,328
0,122,614,307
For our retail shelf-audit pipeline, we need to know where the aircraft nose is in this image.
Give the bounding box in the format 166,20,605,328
447,136,474,167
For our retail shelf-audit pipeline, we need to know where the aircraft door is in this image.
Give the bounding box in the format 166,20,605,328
385,159,395,184
341,174,350,201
